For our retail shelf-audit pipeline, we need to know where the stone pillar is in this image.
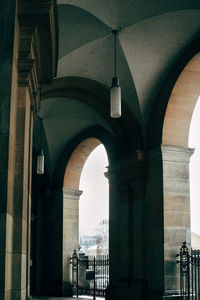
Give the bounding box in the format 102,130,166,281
106,166,121,291
162,145,193,299
11,85,32,300
62,187,82,295
0,1,56,299
0,2,18,299
106,151,146,300
0,28,34,299
145,147,164,300
145,145,193,300
37,188,63,296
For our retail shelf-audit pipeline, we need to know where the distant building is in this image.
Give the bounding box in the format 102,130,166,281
80,234,99,254
191,232,200,249
88,244,109,257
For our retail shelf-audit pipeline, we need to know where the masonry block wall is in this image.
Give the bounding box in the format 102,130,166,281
0,3,18,299
162,145,193,298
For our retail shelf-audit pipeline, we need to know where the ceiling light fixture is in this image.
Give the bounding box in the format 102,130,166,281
37,149,44,175
110,29,121,118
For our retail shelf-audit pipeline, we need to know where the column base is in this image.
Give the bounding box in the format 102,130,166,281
108,280,145,300
62,281,73,297
163,290,181,300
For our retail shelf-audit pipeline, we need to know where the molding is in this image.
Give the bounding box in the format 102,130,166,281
18,1,53,14
17,0,58,114
106,150,146,184
63,187,83,200
161,145,194,163
148,145,194,164
163,290,181,299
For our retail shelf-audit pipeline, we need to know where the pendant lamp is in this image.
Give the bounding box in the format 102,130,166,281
110,30,121,118
36,117,44,175
37,149,44,175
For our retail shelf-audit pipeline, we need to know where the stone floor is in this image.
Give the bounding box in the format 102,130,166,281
32,296,104,300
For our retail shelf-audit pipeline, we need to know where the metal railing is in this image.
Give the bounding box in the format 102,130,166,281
179,241,200,299
71,250,109,299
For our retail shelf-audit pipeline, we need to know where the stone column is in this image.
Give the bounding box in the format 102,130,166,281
106,151,146,300
37,188,63,296
11,85,32,300
62,187,82,295
162,145,193,299
105,166,121,291
0,1,56,299
145,145,193,300
0,2,18,299
145,147,165,300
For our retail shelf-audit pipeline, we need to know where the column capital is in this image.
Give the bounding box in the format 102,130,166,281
161,145,194,163
106,150,146,185
63,187,83,200
148,145,194,165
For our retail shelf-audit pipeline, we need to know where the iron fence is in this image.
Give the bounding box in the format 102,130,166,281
71,250,109,299
180,241,200,299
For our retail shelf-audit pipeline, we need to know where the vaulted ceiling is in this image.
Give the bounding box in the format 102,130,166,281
38,0,200,177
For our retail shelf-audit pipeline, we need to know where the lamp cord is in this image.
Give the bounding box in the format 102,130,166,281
40,119,42,151
36,115,43,153
114,31,117,78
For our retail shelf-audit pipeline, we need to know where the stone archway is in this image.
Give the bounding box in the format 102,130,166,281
144,52,200,299
161,52,200,298
62,137,103,293
163,53,200,147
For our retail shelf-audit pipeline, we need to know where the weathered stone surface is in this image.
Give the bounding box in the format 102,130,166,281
162,145,193,295
62,188,82,282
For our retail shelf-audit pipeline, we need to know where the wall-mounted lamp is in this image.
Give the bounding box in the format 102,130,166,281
36,116,44,175
110,29,121,118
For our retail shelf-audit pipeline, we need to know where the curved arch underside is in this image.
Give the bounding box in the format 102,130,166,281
163,53,200,147
39,1,200,179
57,1,200,125
63,138,101,189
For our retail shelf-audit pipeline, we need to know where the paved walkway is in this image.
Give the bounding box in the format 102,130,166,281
32,296,104,300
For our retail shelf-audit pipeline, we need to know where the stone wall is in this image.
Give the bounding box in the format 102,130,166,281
162,145,193,298
62,187,82,293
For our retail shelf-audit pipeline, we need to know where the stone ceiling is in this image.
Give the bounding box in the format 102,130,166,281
57,0,200,122
39,0,200,176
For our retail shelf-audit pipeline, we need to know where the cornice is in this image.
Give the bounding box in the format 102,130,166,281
18,1,53,14
17,0,58,114
106,150,146,185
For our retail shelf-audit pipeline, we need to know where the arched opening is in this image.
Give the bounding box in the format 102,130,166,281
163,53,200,147
160,52,200,295
79,144,109,255
32,74,123,296
62,137,109,295
189,96,200,247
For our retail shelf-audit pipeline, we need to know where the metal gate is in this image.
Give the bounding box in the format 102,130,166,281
71,250,109,299
179,241,200,299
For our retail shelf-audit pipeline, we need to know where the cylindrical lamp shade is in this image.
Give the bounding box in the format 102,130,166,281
37,150,44,175
110,85,121,118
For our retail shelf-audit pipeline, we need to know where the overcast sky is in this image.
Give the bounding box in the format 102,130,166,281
189,96,200,235
79,144,109,234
